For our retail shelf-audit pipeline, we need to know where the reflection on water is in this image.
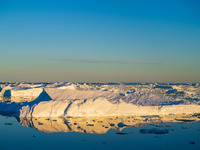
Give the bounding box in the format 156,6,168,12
0,115,200,150
18,114,200,134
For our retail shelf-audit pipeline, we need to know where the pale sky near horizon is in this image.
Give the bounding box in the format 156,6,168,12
0,0,200,83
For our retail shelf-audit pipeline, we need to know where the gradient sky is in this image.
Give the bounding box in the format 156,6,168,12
0,0,200,83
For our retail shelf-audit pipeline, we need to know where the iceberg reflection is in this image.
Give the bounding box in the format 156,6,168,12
17,114,200,134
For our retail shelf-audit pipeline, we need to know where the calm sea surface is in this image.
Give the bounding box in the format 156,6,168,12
0,115,200,150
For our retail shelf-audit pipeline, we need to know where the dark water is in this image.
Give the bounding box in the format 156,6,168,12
0,115,200,150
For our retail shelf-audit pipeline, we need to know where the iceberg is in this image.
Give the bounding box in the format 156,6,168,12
0,82,199,118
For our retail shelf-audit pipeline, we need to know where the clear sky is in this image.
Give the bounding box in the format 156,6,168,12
0,0,200,83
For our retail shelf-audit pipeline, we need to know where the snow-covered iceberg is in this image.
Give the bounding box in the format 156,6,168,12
0,86,200,118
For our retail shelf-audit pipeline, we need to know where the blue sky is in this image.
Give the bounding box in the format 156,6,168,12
0,0,200,82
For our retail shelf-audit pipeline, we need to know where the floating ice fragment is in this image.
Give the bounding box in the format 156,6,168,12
116,132,128,135
181,127,188,129
4,123,12,125
110,123,115,126
188,141,195,144
38,122,43,125
140,128,169,134
118,122,127,127
176,119,195,122
86,124,94,126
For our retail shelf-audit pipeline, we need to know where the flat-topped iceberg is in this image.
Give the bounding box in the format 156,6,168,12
0,85,199,117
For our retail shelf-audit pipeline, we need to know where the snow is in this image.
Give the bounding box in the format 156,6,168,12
18,88,200,117
0,83,200,118
11,88,43,102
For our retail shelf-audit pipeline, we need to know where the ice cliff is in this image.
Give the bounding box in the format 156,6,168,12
0,86,200,118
